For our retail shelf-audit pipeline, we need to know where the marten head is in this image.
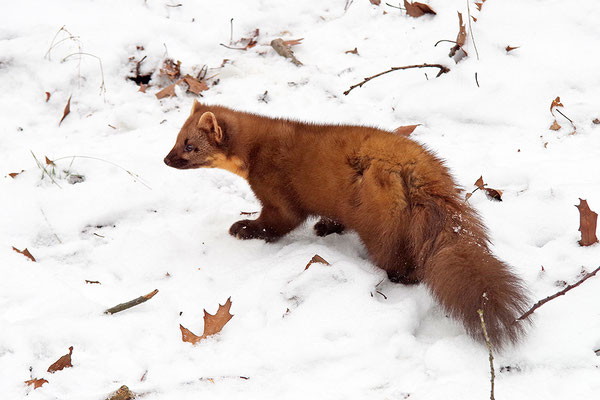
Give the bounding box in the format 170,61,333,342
164,101,248,179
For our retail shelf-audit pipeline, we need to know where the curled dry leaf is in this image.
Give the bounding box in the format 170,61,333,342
393,124,420,136
270,38,302,66
45,156,55,166
592,118,600,125
345,47,359,55
474,175,485,189
25,378,48,389
182,75,209,95
305,254,330,270
369,0,381,5
45,92,51,102
181,297,234,345
47,346,73,373
484,188,503,201
404,0,436,17
549,120,561,131
12,247,36,262
576,199,599,246
155,79,183,99
59,95,71,126
106,385,136,400
505,45,519,52
550,96,564,115
449,12,467,62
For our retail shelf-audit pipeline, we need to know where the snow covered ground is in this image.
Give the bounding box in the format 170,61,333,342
2,0,600,399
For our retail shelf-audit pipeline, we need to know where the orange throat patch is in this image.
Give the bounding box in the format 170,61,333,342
209,154,248,180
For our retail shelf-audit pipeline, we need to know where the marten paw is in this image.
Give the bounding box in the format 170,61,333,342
229,219,279,242
314,218,345,237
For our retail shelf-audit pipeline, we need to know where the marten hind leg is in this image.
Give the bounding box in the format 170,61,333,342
230,204,305,242
314,217,345,237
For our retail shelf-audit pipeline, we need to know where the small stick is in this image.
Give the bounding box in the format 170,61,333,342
517,266,600,321
105,289,159,314
478,308,495,400
344,63,450,95
385,3,405,10
219,43,247,51
229,18,234,45
555,108,574,124
434,39,458,47
475,72,480,87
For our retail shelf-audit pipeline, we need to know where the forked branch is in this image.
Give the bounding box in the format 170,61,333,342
344,63,450,95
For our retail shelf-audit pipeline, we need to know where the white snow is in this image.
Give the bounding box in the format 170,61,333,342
1,0,600,399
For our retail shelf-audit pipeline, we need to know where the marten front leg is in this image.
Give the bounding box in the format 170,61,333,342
229,204,304,242
314,217,345,237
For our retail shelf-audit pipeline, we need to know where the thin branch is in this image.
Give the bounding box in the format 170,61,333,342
105,289,159,314
434,39,458,47
385,2,405,10
229,18,234,45
344,63,450,96
466,0,480,60
475,72,480,87
517,266,600,321
219,43,247,51
478,308,495,400
555,108,574,124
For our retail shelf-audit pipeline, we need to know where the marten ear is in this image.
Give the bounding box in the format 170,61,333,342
190,99,201,116
197,111,223,143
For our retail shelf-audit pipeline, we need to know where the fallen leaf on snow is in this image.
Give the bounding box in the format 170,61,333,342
45,92,51,102
576,199,599,246
484,188,503,201
549,120,561,130
345,47,359,55
9,170,24,178
393,124,420,136
160,58,181,82
59,95,71,126
12,247,36,262
404,0,436,17
45,156,56,166
474,175,485,189
369,0,381,5
282,38,303,47
182,75,209,95
305,254,330,270
47,346,73,373
155,79,183,99
106,385,136,400
180,298,234,344
25,378,48,389
550,96,564,115
505,45,519,52
449,12,467,62
593,118,600,125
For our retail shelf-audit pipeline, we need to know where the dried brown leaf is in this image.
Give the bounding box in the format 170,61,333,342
592,118,600,125
45,156,55,166
59,95,71,126
9,170,24,178
393,124,420,136
25,378,48,389
549,120,561,131
465,192,473,201
47,346,73,373
576,199,599,246
369,0,381,4
474,176,485,189
550,96,564,115
484,188,503,201
182,75,209,95
305,254,331,270
456,12,466,47
271,38,302,66
138,83,147,93
475,2,483,11
45,92,51,102
404,0,437,17
345,47,359,55
107,385,136,400
181,298,234,344
505,45,519,52
12,247,36,262
155,79,184,99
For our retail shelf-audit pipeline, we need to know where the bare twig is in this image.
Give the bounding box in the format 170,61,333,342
229,18,234,45
344,0,354,11
219,43,247,51
385,2,405,10
475,72,480,87
434,39,458,47
105,289,159,315
517,266,600,321
478,308,495,400
555,108,574,124
466,0,480,60
344,63,450,95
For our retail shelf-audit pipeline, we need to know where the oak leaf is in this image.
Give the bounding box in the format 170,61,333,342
404,0,436,17
180,298,234,344
25,378,48,389
576,199,598,246
305,254,330,270
12,247,36,262
47,346,73,373
59,95,71,126
393,124,420,136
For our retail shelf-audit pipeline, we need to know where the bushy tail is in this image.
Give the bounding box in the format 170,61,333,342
411,200,530,348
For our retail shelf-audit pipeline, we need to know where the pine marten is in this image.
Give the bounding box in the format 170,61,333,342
164,100,530,348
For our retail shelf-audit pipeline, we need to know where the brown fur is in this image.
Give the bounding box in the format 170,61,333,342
164,100,530,348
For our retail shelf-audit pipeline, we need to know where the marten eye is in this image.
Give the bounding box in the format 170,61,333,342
184,144,194,152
